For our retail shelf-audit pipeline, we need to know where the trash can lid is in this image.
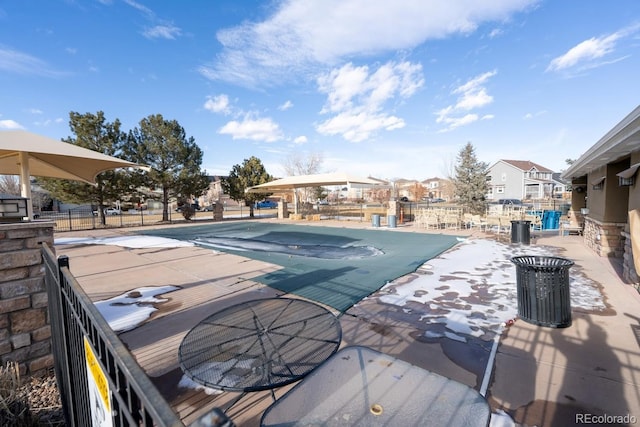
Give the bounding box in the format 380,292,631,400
511,255,574,269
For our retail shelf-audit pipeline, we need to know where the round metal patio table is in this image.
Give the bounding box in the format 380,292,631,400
178,297,342,392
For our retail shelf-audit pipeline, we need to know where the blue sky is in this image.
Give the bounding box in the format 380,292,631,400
1,1,639,181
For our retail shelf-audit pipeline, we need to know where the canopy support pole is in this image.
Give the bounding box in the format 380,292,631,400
19,151,34,221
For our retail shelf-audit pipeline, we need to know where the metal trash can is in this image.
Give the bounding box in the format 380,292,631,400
510,220,531,245
387,215,397,228
371,214,380,227
511,256,574,328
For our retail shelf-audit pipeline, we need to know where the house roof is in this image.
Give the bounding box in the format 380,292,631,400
562,105,640,180
422,177,445,183
500,160,553,173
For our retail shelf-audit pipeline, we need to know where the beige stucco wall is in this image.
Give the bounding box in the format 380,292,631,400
586,166,607,220
607,158,631,222
628,153,640,212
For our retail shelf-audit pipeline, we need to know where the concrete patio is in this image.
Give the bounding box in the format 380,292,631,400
52,219,640,426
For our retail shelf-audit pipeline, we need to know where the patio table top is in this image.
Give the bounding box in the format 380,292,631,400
178,297,342,392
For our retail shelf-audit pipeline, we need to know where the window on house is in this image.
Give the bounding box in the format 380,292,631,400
496,186,505,194
616,163,639,187
591,176,605,190
619,176,635,186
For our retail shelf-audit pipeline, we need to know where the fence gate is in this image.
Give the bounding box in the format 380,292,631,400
43,242,188,427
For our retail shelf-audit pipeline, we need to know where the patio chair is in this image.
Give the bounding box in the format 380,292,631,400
525,214,542,231
464,214,486,230
485,216,501,233
414,209,429,228
424,213,441,229
443,213,460,229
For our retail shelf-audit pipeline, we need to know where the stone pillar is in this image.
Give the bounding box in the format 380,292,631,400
0,221,54,377
387,200,401,225
583,217,625,258
622,230,639,286
387,200,400,222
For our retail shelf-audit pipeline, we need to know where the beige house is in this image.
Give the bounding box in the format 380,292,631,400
561,105,640,286
421,177,453,201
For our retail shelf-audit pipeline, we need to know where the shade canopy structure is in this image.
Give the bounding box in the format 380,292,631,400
246,172,388,214
0,130,145,220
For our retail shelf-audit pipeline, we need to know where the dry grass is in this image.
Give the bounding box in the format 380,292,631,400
0,362,38,426
0,362,65,426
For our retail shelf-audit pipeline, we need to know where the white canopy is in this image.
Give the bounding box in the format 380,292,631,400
246,172,388,214
246,172,386,192
0,130,146,219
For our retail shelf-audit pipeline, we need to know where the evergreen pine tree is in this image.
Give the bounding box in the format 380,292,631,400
452,142,489,214
126,114,210,221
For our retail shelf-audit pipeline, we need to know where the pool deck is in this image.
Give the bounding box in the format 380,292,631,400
53,218,640,427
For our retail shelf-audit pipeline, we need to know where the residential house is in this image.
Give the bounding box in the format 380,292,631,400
561,105,640,286
393,178,417,201
486,160,555,201
421,177,452,201
551,172,570,198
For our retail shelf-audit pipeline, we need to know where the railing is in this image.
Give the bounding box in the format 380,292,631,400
42,243,232,426
39,207,271,232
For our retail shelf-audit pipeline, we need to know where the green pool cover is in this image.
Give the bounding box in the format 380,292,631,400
142,222,462,313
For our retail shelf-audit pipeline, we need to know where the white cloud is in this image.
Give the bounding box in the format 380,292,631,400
316,112,405,142
143,24,182,40
121,0,181,40
278,100,293,111
199,0,539,86
316,61,422,142
293,135,308,144
436,114,478,133
547,34,620,72
436,70,497,132
123,0,154,19
488,28,503,38
204,95,231,115
33,117,64,127
523,110,546,120
218,115,283,142
546,24,639,73
0,119,24,129
0,47,65,77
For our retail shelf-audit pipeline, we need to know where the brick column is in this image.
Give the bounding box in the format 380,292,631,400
0,221,54,377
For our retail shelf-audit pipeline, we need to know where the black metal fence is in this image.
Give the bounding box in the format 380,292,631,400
43,242,186,426
40,207,271,232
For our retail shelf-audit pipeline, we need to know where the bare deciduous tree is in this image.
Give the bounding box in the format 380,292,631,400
410,182,426,201
0,175,20,195
281,152,325,204
282,152,324,176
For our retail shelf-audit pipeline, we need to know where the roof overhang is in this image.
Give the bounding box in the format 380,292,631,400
561,105,640,181
616,162,640,179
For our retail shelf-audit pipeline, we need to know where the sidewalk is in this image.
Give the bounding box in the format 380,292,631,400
488,233,640,426
53,220,640,426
